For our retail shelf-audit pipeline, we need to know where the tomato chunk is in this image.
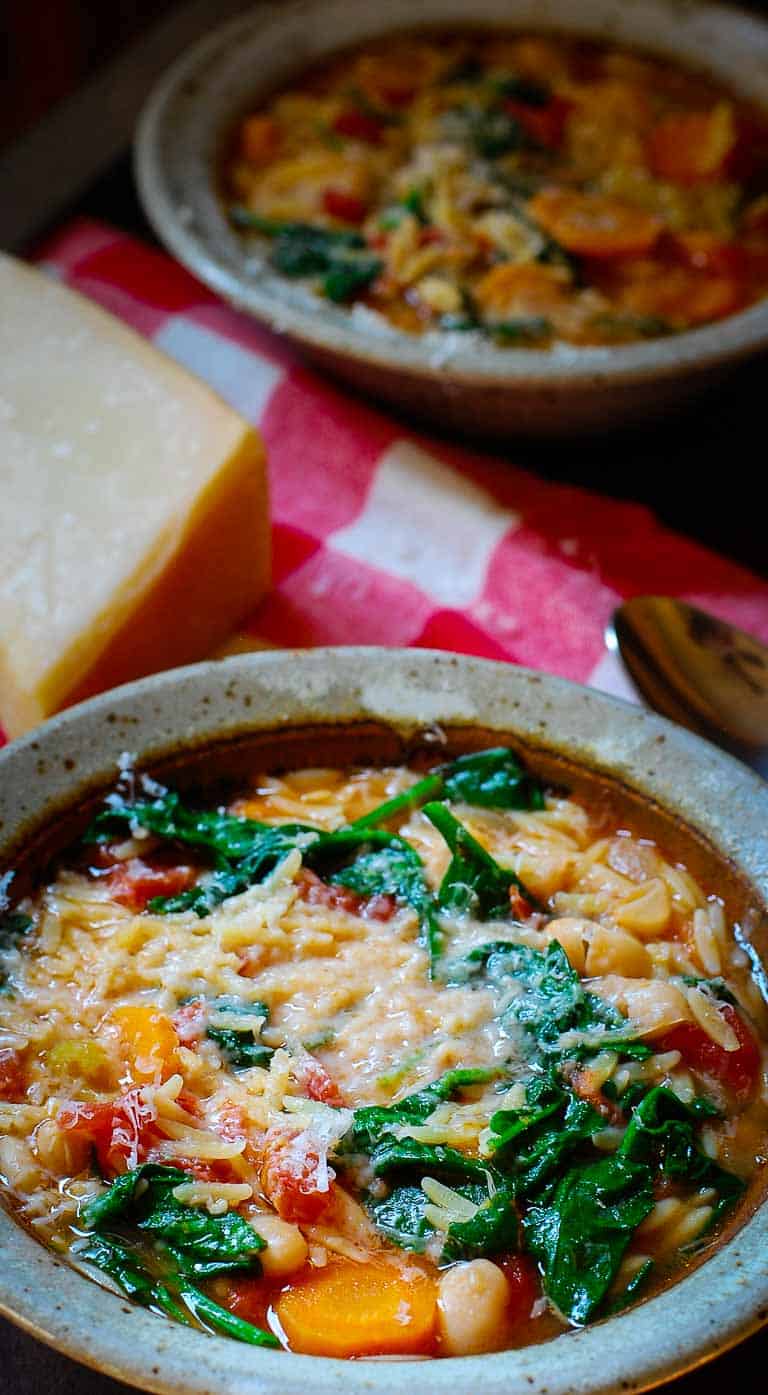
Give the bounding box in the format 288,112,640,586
295,868,396,921
298,1057,345,1107
261,1123,334,1222
504,95,572,149
502,1255,540,1325
647,104,736,185
659,1005,761,1101
529,188,662,258
104,857,198,911
322,188,368,224
0,1047,26,1102
58,1087,159,1174
333,110,384,144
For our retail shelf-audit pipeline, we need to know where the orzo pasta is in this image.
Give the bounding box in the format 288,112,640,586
1,747,766,1357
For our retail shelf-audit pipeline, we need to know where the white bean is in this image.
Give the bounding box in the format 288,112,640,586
249,1213,308,1277
437,1259,509,1356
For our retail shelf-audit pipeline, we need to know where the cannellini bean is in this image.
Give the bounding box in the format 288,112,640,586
590,976,690,1038
34,1118,91,1175
437,1259,509,1356
614,878,671,937
0,1135,42,1190
584,924,651,978
249,1213,309,1277
544,917,591,973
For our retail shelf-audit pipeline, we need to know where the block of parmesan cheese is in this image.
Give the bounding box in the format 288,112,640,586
0,254,270,739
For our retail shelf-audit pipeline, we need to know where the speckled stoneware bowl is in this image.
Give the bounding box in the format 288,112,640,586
1,648,768,1394
134,0,768,437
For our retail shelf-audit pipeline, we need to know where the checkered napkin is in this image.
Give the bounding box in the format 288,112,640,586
7,216,768,743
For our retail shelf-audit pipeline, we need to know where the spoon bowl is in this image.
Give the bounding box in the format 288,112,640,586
611,596,768,777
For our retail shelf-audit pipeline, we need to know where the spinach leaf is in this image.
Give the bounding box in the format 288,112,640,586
491,74,551,106
79,1233,190,1322
205,996,273,1071
138,1196,265,1277
365,1183,433,1251
446,939,645,1064
441,1181,518,1263
82,1163,188,1230
468,106,527,157
345,1066,498,1153
0,911,32,947
524,1152,654,1324
349,746,544,830
486,1075,604,1199
176,1281,280,1346
80,1233,279,1346
225,212,382,302
423,802,539,917
329,837,442,967
491,317,552,346
619,1086,743,1220
83,1163,265,1277
368,1135,496,1185
365,1177,517,1261
0,911,32,992
85,791,268,862
441,747,545,811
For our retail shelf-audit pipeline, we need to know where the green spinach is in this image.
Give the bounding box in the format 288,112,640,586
423,802,539,917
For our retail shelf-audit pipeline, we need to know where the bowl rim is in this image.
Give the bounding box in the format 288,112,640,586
1,647,768,1395
134,0,768,390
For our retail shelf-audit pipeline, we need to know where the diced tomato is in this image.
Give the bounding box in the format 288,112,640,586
0,1047,26,1102
104,856,198,912
58,1088,160,1175
509,887,536,920
663,231,747,280
333,110,384,144
296,868,397,922
380,85,416,108
647,104,737,185
222,1275,273,1330
529,188,661,258
568,1068,624,1125
659,1005,761,1102
240,114,281,166
261,1123,334,1223
322,188,368,224
299,1058,345,1107
418,226,445,246
504,95,572,149
502,1255,540,1324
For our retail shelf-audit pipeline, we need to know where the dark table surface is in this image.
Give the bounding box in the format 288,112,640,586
2,120,767,1394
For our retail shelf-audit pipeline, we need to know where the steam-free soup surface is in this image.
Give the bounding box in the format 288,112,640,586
1,750,766,1357
226,30,768,346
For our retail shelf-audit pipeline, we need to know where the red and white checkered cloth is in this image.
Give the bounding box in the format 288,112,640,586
8,216,768,740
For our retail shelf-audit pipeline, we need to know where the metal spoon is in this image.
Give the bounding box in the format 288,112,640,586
608,596,768,779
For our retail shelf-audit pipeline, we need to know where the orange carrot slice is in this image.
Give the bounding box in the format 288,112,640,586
274,1257,438,1357
647,104,736,185
528,188,661,258
111,1005,179,1084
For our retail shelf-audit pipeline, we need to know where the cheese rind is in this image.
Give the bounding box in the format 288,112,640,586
0,254,270,738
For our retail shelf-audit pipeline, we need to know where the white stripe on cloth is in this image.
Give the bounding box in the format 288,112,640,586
330,439,520,608
153,316,283,421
